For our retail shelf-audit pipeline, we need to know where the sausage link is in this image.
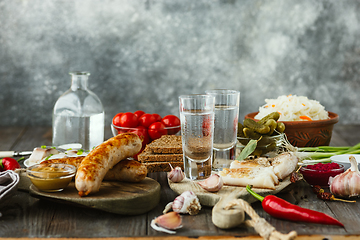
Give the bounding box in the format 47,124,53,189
75,132,142,196
42,157,147,183
103,159,147,182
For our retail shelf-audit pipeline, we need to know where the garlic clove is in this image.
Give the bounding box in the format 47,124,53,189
167,164,185,183
197,174,223,192
172,195,185,213
151,212,183,234
172,190,201,215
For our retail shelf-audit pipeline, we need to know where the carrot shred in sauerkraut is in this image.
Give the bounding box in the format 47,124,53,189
300,115,312,121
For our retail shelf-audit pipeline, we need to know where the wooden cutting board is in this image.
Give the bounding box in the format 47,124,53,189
168,177,293,207
29,177,161,215
169,176,296,229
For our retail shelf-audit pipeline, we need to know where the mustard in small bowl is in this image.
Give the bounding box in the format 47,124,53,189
26,163,76,192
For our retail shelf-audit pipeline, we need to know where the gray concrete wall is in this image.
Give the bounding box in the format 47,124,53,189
1,0,359,127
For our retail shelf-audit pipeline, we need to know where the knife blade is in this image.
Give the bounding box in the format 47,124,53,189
0,151,33,158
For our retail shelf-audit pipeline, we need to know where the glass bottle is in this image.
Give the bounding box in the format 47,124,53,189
52,71,105,150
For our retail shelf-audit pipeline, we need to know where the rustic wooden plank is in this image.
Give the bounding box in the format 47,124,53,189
331,125,360,146
1,190,149,238
0,126,26,151
15,126,53,150
2,235,360,240
330,125,352,146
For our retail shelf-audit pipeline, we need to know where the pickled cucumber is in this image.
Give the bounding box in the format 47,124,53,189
258,112,280,124
237,112,285,158
243,118,270,134
243,127,261,140
276,122,286,133
237,122,245,137
264,119,277,135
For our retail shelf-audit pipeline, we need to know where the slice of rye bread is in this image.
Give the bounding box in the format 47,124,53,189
144,161,184,173
138,150,183,162
146,135,182,154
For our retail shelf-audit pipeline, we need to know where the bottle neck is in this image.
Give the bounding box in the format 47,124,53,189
70,72,90,91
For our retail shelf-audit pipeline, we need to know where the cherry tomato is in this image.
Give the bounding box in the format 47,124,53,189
0,157,21,171
112,112,123,127
161,115,180,134
131,126,150,149
119,112,139,128
134,110,145,119
148,122,168,140
152,113,162,122
139,113,156,128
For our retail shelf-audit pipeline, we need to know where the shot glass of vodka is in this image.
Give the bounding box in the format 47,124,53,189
205,89,240,171
179,94,215,180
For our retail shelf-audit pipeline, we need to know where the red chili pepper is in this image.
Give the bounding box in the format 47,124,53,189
0,157,21,171
246,185,344,227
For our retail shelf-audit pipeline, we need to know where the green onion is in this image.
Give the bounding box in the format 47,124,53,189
296,143,360,162
77,149,84,155
44,154,53,161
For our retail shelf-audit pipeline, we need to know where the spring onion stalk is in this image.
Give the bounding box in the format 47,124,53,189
294,143,360,165
298,146,350,152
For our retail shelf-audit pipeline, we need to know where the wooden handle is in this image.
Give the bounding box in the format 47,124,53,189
0,151,15,158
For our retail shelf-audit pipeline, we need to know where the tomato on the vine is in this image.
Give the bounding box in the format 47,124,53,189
152,113,162,122
134,110,145,119
139,113,156,128
148,122,168,140
161,115,180,134
119,112,139,128
112,112,123,127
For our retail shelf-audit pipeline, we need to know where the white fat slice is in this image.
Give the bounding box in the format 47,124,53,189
28,147,61,165
270,152,299,180
230,157,271,169
219,166,279,190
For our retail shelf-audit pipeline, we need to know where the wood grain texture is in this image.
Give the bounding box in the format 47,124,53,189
1,125,360,238
29,178,161,215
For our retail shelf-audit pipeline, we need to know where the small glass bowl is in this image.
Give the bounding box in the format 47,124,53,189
26,163,76,192
299,163,345,187
111,124,181,140
237,133,285,157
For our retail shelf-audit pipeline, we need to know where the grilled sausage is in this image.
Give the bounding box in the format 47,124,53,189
103,159,147,182
42,157,147,183
75,132,142,196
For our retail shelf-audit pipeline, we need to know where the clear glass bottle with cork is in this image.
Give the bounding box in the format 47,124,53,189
52,71,104,150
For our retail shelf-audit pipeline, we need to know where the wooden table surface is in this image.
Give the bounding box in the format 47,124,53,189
1,125,360,240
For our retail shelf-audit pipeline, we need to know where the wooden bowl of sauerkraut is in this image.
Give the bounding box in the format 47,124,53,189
245,95,339,147
245,111,338,147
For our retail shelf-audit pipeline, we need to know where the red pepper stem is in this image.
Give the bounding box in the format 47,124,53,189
246,185,264,202
0,158,3,168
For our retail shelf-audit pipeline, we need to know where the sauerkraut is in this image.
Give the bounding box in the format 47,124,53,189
254,95,329,121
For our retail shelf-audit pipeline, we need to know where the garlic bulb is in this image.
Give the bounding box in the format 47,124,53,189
163,190,202,215
329,156,360,198
167,164,185,183
197,174,223,192
151,212,183,234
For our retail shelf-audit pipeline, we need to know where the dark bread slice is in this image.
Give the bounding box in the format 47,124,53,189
144,161,184,173
138,150,183,162
146,135,182,154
